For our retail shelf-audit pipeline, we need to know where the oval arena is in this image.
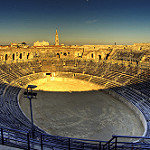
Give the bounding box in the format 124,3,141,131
0,44,150,149
19,76,144,141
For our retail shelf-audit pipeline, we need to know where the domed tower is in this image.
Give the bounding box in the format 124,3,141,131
55,28,59,46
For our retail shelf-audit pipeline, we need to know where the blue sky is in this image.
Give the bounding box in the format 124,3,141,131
0,0,150,45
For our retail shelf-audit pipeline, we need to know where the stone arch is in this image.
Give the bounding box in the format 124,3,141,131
19,53,22,59
5,54,8,61
63,52,67,56
27,53,30,59
106,54,109,60
56,53,60,58
98,55,101,60
12,54,15,61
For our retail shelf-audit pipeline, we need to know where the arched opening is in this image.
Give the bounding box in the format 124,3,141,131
56,53,60,58
19,53,22,59
98,55,101,60
91,53,93,58
12,54,15,61
106,54,109,60
27,53,29,59
5,54,8,61
63,53,67,56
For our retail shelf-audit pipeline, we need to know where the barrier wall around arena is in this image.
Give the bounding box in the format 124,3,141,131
105,89,147,139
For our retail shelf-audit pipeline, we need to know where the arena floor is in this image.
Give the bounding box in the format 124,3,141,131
19,77,144,141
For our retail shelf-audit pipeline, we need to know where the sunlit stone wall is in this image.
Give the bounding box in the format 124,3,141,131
0,44,149,66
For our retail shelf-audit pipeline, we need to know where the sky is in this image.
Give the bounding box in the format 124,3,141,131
1,0,150,45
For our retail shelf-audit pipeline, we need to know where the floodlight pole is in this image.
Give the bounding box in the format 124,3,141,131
26,85,37,137
29,96,34,135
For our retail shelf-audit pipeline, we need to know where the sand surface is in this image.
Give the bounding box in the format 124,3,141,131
19,77,144,141
26,77,102,92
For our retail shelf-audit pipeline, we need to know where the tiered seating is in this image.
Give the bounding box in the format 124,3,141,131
74,73,91,82
139,69,150,80
129,81,150,97
28,60,42,73
109,63,126,73
0,58,149,149
90,76,108,87
92,62,108,77
116,74,133,84
0,73,45,133
65,59,76,66
84,61,98,75
113,85,150,137
102,71,119,80
113,51,143,61
125,66,139,76
55,72,73,78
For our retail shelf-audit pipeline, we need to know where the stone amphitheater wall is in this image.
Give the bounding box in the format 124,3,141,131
0,44,149,68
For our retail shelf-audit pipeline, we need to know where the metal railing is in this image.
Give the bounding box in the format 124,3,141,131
103,135,150,150
1,127,150,150
0,127,29,149
0,127,107,150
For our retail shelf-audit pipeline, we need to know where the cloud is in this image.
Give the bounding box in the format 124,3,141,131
86,19,97,24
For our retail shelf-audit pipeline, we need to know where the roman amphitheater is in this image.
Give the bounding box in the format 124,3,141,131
0,42,150,149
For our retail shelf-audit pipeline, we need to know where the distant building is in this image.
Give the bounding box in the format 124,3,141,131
34,41,49,47
0,45,10,49
11,43,18,48
11,42,29,48
55,29,59,46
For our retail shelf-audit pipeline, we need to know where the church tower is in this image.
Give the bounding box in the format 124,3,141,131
55,28,59,46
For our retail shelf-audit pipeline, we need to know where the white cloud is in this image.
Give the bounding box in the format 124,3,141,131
86,19,97,24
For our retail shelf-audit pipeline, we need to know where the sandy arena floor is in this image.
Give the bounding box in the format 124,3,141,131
19,77,144,141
